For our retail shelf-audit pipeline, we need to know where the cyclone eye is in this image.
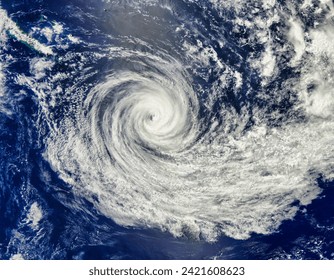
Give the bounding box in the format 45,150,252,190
149,114,156,121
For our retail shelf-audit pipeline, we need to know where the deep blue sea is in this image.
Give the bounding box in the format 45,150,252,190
1,0,334,260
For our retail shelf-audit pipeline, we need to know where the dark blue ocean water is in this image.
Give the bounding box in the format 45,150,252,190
1,0,334,260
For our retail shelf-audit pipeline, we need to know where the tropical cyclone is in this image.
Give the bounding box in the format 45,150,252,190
45,37,334,242
2,0,334,247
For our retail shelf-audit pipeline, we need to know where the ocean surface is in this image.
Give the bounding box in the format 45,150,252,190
1,0,334,260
